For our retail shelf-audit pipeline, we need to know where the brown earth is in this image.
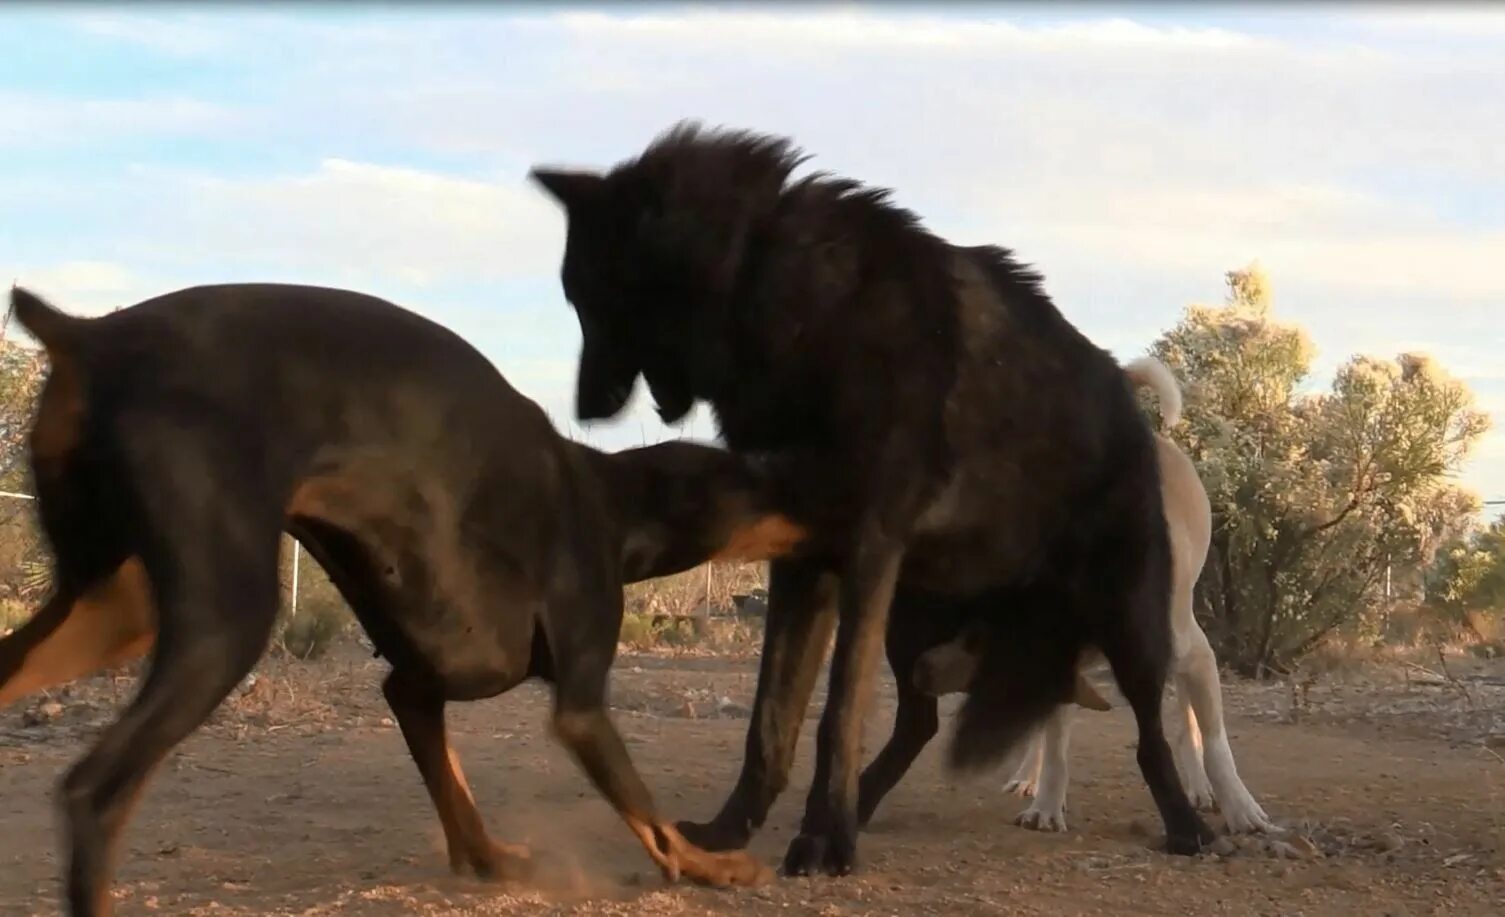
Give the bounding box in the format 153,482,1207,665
2,648,1502,916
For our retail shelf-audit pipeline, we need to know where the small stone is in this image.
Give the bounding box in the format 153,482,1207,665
1374,832,1405,853
1208,836,1238,857
378,717,394,728
1291,836,1323,859
717,697,751,718
1268,839,1318,861
39,700,64,719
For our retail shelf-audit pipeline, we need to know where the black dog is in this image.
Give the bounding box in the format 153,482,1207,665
0,283,809,915
531,122,1215,876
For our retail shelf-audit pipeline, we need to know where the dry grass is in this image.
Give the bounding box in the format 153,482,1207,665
623,562,766,618
275,596,355,661
618,562,768,654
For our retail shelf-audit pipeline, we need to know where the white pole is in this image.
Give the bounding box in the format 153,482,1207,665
290,541,301,618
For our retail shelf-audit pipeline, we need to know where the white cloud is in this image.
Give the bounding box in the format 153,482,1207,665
109,159,564,287
6,261,160,317
1356,8,1505,36
549,10,1267,53
0,92,236,149
62,12,233,55
17,6,1503,491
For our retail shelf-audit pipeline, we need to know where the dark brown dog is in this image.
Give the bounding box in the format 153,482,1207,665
0,283,807,915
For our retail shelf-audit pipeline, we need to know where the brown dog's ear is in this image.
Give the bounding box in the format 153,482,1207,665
529,168,605,210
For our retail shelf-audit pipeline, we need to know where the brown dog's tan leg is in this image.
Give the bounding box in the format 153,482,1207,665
711,513,809,563
624,816,771,887
381,671,535,881
0,558,155,709
549,707,771,888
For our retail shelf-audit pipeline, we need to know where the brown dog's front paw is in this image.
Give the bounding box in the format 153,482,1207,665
470,841,537,883
682,848,773,888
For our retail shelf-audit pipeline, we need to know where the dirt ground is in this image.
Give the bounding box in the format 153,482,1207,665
2,647,1502,916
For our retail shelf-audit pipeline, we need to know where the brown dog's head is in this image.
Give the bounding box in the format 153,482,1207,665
531,122,804,426
608,440,809,582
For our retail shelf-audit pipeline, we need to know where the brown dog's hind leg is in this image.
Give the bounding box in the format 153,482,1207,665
381,670,535,881
58,445,283,916
0,558,155,709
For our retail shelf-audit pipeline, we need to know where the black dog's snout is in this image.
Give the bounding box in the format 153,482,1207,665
577,381,632,421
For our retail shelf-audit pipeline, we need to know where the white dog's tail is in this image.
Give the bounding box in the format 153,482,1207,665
1124,356,1182,430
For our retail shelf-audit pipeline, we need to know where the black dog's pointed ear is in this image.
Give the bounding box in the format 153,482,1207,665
529,168,605,210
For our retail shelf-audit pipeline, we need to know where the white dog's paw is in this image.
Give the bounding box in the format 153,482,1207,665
1015,804,1068,833
1003,777,1038,798
1186,778,1217,811
1221,795,1279,834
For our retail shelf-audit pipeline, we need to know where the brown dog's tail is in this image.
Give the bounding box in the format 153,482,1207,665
10,285,86,355
1124,356,1182,430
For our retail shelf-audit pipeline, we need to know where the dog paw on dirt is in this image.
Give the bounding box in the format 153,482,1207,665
782,831,856,877
635,821,772,888
1164,819,1219,856
1016,804,1068,833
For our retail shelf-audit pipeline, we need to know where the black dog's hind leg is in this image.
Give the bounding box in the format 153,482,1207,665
58,447,281,916
856,683,938,829
784,533,905,877
544,579,770,887
856,603,942,829
1098,582,1215,855
677,557,838,852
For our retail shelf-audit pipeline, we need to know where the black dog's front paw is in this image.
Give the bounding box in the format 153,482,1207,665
781,831,856,877
675,818,750,853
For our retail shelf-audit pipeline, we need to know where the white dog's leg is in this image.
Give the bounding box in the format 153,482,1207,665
1016,706,1071,832
1172,674,1216,809
1179,625,1276,833
1002,721,1044,797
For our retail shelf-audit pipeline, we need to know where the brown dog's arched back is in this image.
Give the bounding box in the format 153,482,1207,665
0,557,156,708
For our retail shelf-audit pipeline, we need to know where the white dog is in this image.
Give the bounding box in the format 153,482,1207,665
1002,357,1274,834
915,357,1275,835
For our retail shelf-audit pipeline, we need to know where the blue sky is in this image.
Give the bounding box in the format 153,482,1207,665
2,3,1503,503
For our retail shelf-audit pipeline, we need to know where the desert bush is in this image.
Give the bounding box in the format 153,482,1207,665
1154,264,1488,676
618,562,769,652
274,594,352,660
1424,519,1505,652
